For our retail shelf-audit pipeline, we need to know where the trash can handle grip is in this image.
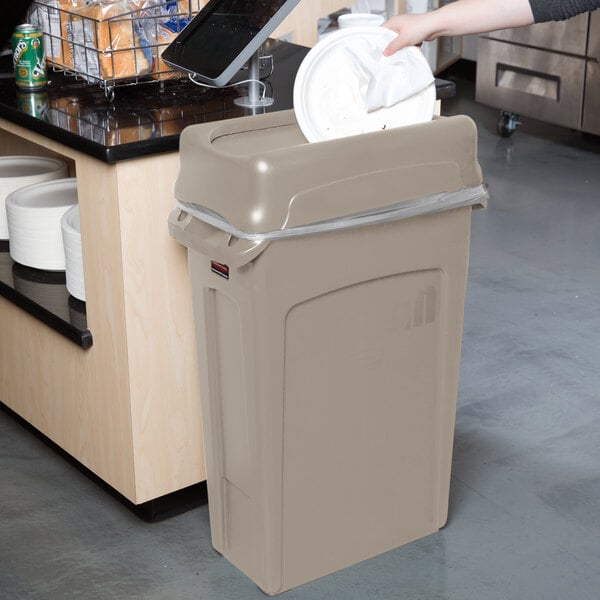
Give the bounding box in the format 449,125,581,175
169,208,270,268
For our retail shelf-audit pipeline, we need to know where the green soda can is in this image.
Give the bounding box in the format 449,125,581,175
12,24,47,91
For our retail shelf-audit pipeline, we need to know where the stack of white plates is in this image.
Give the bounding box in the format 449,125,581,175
6,178,78,271
0,156,68,239
61,205,86,301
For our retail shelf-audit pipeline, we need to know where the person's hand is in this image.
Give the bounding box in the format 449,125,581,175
382,0,536,56
382,14,438,56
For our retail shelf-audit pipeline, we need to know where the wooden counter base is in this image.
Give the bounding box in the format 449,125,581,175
0,119,206,504
0,401,208,520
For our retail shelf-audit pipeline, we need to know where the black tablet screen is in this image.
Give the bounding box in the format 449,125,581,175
165,0,288,79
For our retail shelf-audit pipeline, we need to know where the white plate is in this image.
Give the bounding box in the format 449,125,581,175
293,27,436,143
61,205,86,301
7,178,77,271
0,156,68,239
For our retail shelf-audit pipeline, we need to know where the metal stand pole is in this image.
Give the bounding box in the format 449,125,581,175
234,50,275,109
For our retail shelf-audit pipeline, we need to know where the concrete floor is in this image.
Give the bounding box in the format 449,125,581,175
1,76,600,600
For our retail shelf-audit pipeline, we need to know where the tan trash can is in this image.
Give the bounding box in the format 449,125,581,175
169,110,487,595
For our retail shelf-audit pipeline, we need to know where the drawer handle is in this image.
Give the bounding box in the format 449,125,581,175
496,63,560,101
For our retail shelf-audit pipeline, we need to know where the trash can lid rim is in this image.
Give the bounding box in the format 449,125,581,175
175,184,487,242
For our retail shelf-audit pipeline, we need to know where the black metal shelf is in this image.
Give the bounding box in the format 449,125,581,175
0,241,92,349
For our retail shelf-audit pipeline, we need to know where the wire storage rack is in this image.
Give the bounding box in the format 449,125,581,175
28,0,206,99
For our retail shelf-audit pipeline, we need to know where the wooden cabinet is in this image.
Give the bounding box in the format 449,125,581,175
0,119,206,504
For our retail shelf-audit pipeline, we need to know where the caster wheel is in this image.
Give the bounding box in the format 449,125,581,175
497,111,520,138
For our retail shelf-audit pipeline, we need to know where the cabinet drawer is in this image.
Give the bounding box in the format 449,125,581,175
476,37,585,130
486,13,589,56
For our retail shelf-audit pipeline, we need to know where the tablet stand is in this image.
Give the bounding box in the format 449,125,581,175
234,50,275,109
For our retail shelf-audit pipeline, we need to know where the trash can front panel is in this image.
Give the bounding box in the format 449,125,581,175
182,205,473,594
281,268,443,585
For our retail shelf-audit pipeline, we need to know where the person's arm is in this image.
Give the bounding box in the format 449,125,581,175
383,0,535,55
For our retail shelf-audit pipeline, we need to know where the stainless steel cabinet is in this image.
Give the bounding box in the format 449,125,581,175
477,37,586,130
476,13,599,135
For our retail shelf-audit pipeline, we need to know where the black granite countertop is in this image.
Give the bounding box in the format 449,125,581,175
0,40,455,163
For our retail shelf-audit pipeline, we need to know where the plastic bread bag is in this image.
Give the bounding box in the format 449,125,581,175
137,1,208,79
148,21,187,79
174,1,209,16
145,8,194,79
68,0,153,81
28,0,87,68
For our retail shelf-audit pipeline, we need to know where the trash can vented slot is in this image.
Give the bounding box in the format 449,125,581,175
176,184,487,242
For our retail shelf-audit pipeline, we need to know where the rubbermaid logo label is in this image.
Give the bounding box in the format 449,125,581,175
211,261,229,280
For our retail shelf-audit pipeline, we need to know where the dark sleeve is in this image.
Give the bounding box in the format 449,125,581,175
529,0,600,22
